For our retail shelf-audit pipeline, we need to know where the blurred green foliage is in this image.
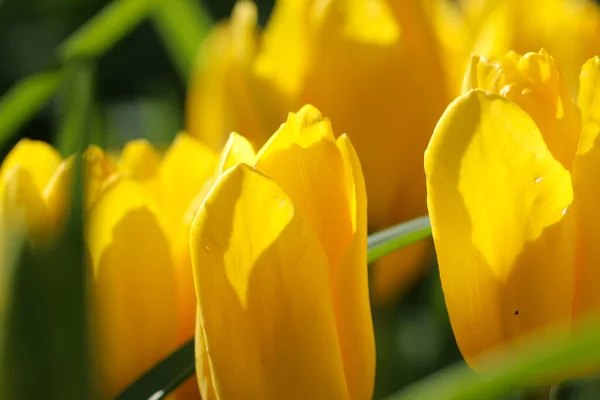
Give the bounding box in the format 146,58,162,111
0,61,91,399
0,0,275,155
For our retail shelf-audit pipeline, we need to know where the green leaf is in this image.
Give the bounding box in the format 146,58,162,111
0,63,92,399
367,216,432,264
386,315,600,400
152,0,213,81
0,0,163,151
119,216,435,398
58,0,162,62
55,61,96,156
116,339,194,400
0,71,64,151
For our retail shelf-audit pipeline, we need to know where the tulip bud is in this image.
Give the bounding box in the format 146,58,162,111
426,51,600,372
191,105,375,399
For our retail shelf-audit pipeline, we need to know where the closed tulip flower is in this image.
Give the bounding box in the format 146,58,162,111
452,0,600,94
188,0,450,303
88,134,217,397
0,140,76,399
190,105,375,399
0,139,64,241
425,49,600,368
0,134,217,397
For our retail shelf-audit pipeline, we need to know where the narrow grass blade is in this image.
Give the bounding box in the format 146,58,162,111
58,0,162,62
116,339,194,400
0,0,163,149
152,0,213,81
0,63,92,399
0,71,63,150
55,62,96,155
386,316,600,400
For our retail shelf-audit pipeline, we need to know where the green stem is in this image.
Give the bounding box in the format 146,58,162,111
367,216,431,263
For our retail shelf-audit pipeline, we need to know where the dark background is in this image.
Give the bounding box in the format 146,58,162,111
0,0,272,152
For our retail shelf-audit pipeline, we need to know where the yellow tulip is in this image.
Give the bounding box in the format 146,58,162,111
452,0,600,94
0,140,72,400
190,105,375,399
187,0,450,303
425,50,600,368
0,139,63,240
89,135,218,396
0,134,217,397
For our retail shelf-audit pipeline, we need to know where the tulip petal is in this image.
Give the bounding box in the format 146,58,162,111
254,105,352,269
83,145,116,210
195,310,216,400
253,0,310,97
43,157,75,230
255,104,335,151
0,166,50,240
333,135,375,400
118,139,160,182
185,19,234,151
315,0,400,45
301,0,447,234
87,179,177,397
172,133,255,343
160,132,217,240
463,51,581,169
160,134,217,342
577,56,600,154
117,139,162,206
0,139,62,195
217,132,256,174
183,132,257,231
187,1,285,149
572,56,600,317
430,0,473,96
425,89,575,366
191,163,348,400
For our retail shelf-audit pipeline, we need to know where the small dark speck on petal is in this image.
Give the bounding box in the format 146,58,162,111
514,310,519,316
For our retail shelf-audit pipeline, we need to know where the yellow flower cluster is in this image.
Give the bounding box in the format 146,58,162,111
4,0,600,398
1,134,217,396
187,0,449,304
186,0,600,305
0,105,374,399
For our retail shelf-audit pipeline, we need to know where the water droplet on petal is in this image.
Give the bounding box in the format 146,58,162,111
521,88,532,95
534,176,543,184
561,207,568,216
204,244,211,252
